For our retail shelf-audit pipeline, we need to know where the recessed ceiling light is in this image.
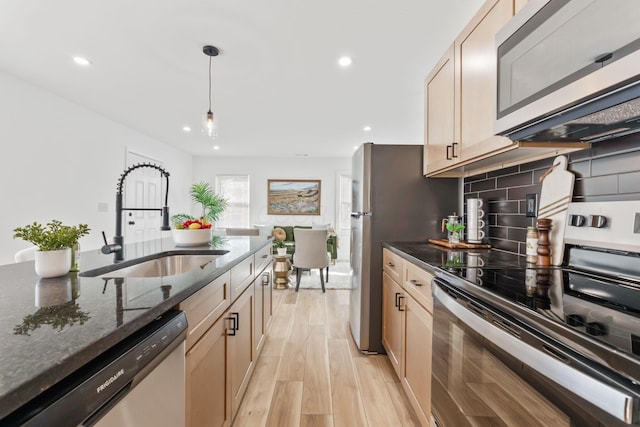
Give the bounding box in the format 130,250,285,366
363,126,372,132
73,56,92,67
213,146,220,150
183,126,191,132
338,56,352,67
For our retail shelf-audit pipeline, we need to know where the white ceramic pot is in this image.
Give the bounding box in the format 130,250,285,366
172,228,212,247
277,247,287,256
34,248,72,278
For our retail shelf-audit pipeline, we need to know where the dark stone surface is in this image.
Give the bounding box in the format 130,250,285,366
0,236,272,420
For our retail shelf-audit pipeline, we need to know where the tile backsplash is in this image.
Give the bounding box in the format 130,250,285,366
463,134,640,256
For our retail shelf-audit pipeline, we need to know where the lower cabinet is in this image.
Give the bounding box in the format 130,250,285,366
185,313,229,427
382,271,403,377
381,248,434,427
182,248,274,427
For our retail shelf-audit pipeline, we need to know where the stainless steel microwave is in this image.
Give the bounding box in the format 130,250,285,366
494,0,640,142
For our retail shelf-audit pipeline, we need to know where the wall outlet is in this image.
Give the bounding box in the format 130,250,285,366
525,194,538,217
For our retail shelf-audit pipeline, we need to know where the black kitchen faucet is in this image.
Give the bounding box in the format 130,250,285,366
101,163,171,262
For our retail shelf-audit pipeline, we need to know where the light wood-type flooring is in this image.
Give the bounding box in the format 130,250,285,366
232,288,421,427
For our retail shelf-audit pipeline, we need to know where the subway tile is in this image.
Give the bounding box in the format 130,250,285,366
568,160,590,178
487,165,519,178
488,214,498,227
489,226,507,239
591,150,640,176
589,134,640,158
573,179,584,197
619,172,640,194
491,200,519,214
581,175,618,196
465,172,488,182
497,214,528,228
497,171,534,188
470,178,497,192
583,193,640,202
477,189,507,202
464,182,471,193
521,156,554,172
518,242,527,256
508,227,527,242
507,184,542,200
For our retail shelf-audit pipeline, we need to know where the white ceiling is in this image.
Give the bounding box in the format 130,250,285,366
0,0,484,158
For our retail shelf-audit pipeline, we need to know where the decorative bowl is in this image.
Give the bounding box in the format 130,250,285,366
171,228,212,247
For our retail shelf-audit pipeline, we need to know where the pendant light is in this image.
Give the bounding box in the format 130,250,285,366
202,45,219,139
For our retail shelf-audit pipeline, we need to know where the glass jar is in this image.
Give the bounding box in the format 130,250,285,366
526,226,538,264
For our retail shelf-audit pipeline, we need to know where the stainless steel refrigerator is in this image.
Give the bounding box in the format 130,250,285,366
349,143,457,353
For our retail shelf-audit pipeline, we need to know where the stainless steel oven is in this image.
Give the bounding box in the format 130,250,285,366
430,201,640,427
431,277,638,427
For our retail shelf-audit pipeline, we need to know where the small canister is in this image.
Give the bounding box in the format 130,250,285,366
526,226,538,264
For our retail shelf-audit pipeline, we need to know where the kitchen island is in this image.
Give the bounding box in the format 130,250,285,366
0,235,272,421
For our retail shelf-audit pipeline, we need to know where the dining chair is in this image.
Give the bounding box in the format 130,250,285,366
292,228,330,292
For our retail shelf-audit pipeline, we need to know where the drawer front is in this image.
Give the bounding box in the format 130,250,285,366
231,256,254,301
254,244,272,275
404,262,434,314
382,248,403,283
179,271,231,351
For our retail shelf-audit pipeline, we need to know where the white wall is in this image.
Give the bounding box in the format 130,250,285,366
0,71,194,265
192,156,352,259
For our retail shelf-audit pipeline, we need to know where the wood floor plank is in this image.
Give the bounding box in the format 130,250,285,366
328,338,367,427
277,294,311,381
233,355,280,427
301,326,332,415
308,291,327,325
375,354,399,383
354,356,403,427
266,381,303,427
385,381,421,427
300,414,334,427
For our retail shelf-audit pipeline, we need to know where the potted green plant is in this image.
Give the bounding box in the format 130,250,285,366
171,181,228,246
13,220,90,278
273,239,287,256
445,222,465,245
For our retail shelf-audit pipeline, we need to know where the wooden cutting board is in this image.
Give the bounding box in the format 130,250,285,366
428,239,491,249
538,155,575,266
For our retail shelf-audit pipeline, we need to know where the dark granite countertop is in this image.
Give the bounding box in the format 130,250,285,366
382,241,528,274
0,235,272,419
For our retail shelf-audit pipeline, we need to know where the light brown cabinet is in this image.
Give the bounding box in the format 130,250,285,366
424,0,585,177
181,245,272,427
382,271,403,377
381,248,434,427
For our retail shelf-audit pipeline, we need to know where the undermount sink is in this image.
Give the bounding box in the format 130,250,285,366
80,252,228,278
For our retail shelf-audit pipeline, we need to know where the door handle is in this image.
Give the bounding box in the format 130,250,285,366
262,272,270,286
232,312,240,331
395,292,401,308
227,314,237,336
410,279,422,287
446,145,452,160
128,221,135,225
452,142,459,158
398,295,405,311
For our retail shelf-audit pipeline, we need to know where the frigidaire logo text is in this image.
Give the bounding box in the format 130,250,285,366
96,369,125,394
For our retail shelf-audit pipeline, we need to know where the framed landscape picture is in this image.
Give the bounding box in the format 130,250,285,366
267,179,321,215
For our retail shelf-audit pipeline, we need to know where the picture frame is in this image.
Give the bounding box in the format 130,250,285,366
267,179,321,215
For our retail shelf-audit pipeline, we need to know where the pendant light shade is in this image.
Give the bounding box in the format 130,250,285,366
202,45,219,140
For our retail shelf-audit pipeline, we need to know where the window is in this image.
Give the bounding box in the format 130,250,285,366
338,173,352,231
215,175,250,228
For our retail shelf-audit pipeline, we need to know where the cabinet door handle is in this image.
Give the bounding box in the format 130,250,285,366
446,145,452,160
262,272,270,286
227,315,237,336
452,142,459,158
387,262,395,267
410,279,422,287
395,292,401,308
262,254,268,259
232,312,240,331
398,295,405,311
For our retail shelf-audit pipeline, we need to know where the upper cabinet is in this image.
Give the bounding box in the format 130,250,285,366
424,0,586,177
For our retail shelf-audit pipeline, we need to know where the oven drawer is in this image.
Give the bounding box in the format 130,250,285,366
382,249,403,283
403,262,433,314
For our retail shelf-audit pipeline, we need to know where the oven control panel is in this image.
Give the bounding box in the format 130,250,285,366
564,201,640,252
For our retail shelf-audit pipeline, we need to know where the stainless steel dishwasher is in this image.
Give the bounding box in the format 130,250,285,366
5,310,187,427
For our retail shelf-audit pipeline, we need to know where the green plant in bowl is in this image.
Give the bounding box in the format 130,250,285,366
171,181,228,229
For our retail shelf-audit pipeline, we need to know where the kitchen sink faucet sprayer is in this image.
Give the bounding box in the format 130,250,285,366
101,163,171,262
